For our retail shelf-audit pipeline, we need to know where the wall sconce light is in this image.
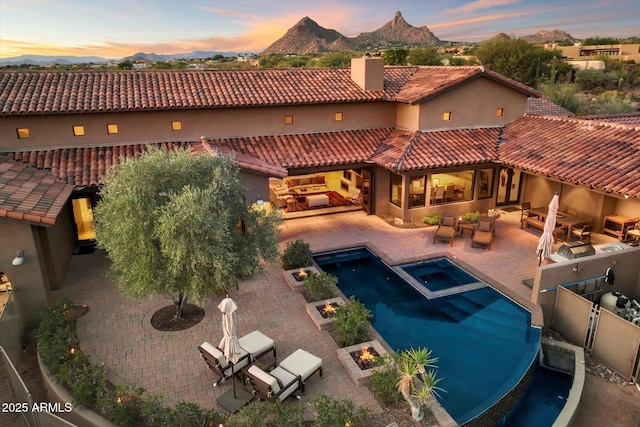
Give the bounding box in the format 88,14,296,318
256,195,264,206
624,194,630,199
12,250,25,266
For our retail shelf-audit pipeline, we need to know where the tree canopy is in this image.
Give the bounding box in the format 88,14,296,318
473,37,566,86
94,147,282,305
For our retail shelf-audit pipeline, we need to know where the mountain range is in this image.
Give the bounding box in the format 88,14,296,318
0,11,577,66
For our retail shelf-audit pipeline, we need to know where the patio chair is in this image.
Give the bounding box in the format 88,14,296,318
433,214,458,246
570,223,593,243
244,349,323,402
198,330,276,385
472,215,496,250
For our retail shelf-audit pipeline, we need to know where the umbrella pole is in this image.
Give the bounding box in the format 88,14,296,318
231,362,237,399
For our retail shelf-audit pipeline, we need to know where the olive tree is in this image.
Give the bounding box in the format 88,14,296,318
94,147,282,318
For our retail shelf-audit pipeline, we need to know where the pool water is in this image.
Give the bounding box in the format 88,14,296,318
497,366,572,427
314,247,541,425
400,257,478,291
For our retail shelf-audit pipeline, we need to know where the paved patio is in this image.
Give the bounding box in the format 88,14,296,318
52,209,616,416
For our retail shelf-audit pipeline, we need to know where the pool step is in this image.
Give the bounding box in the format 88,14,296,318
439,295,530,343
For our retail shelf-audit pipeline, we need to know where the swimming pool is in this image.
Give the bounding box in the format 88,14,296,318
314,247,541,425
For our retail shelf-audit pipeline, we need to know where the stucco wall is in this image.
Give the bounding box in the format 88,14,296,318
0,102,396,151
0,220,51,328
418,77,527,130
42,204,76,290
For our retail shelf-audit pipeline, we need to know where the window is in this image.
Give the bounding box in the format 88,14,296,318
443,112,452,121
72,125,85,136
284,115,294,125
409,176,426,208
17,128,30,139
390,173,403,207
335,112,343,121
431,171,475,204
496,108,504,117
171,121,182,131
107,124,119,134
478,168,495,199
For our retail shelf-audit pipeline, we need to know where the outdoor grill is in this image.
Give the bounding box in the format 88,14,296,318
557,242,596,259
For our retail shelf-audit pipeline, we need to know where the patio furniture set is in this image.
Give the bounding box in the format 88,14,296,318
433,213,496,250
198,330,323,409
520,202,593,243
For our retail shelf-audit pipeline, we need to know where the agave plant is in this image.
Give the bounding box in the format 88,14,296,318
396,347,442,421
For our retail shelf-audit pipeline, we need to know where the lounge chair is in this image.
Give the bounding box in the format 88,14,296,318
244,349,323,402
472,215,496,250
433,214,458,246
198,330,276,385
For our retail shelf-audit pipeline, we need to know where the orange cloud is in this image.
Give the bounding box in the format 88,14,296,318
441,0,522,15
429,10,534,31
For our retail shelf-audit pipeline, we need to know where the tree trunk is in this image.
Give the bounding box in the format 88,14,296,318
401,390,424,421
175,291,188,320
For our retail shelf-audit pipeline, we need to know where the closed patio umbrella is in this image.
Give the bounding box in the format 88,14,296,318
218,296,241,364
218,296,241,399
536,193,559,266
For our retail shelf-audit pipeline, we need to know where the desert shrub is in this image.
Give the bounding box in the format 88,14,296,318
282,239,313,269
332,297,372,347
227,400,304,427
370,354,401,406
423,213,442,226
304,272,338,301
310,394,369,427
98,385,145,427
460,211,480,223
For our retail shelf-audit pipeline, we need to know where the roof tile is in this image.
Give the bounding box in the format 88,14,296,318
500,115,640,199
0,156,74,225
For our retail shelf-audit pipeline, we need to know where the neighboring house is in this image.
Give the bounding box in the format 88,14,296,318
553,43,640,62
1,57,639,325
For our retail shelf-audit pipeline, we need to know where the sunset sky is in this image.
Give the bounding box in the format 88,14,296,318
1,0,638,59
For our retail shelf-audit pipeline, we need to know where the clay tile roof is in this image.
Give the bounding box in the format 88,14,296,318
500,115,640,199
206,128,394,170
526,97,575,117
5,142,194,188
193,138,287,178
581,112,640,126
372,127,502,171
0,68,420,115
0,156,75,225
393,66,540,105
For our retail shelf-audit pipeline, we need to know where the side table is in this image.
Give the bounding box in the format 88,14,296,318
458,221,475,237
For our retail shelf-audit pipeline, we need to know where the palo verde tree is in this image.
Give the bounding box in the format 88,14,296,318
94,147,282,319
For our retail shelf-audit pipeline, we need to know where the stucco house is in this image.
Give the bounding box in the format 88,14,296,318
1,57,639,325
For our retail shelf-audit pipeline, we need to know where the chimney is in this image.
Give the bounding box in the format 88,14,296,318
351,56,384,91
